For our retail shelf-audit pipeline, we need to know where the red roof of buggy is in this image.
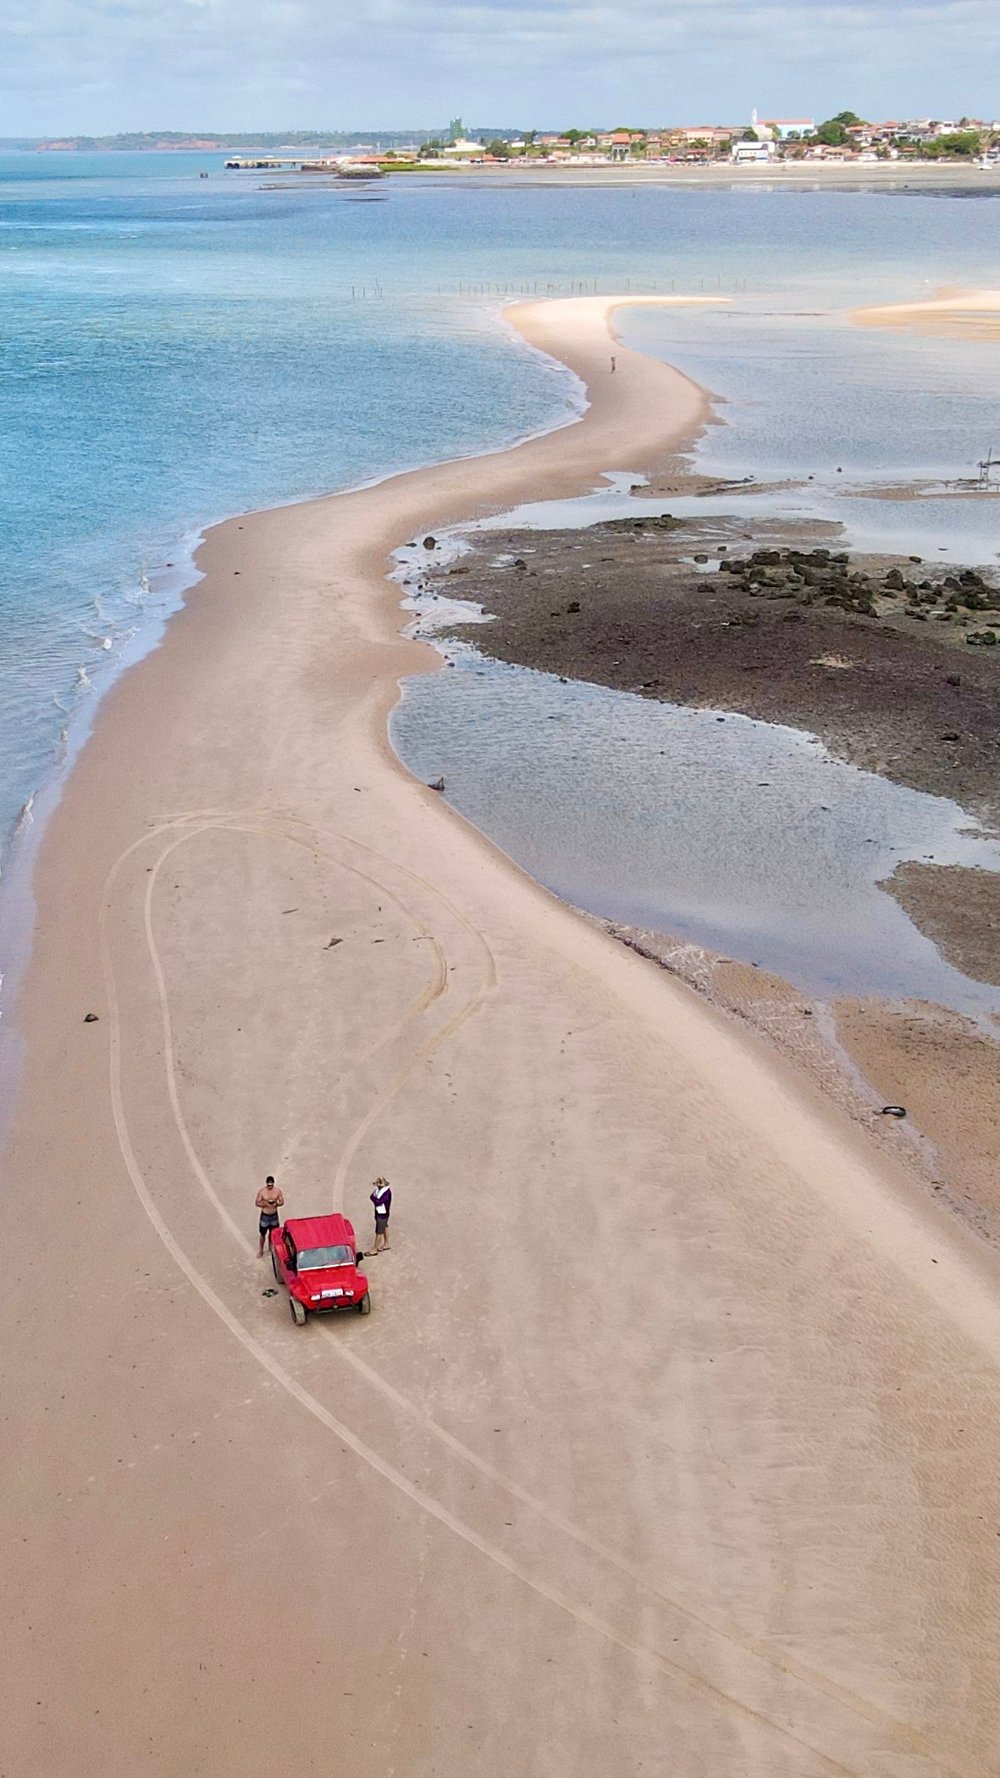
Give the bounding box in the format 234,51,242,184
284,1213,354,1249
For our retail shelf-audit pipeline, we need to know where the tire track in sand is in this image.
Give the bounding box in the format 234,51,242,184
99,811,978,1778
131,812,452,1255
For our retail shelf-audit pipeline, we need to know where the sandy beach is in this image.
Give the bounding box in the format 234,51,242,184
4,295,1000,1777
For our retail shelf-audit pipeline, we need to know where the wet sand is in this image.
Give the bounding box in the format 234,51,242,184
836,996,1000,1230
593,914,1000,1250
884,863,1000,988
3,297,1000,1777
403,161,1000,195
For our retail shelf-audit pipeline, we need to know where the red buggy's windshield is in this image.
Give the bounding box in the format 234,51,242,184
296,1244,354,1271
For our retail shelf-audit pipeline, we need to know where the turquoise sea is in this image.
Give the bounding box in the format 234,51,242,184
3,150,1000,1003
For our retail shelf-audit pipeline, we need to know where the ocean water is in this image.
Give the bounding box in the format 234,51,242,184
0,156,562,853
3,150,1000,922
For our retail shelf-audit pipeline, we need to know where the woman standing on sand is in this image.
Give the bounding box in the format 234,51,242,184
370,1177,392,1252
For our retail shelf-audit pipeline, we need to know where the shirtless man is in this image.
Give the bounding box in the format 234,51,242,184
255,1175,284,1257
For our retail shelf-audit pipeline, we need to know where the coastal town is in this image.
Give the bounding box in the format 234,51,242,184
26,110,1000,169
397,111,1000,166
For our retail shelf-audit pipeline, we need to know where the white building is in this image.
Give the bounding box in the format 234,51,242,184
443,136,487,157
731,139,777,163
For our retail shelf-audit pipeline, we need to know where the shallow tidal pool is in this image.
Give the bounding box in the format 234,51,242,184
390,640,1000,1023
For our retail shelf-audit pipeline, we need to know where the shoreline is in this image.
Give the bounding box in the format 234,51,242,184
0,295,598,1090
275,160,1000,193
0,293,714,1049
591,912,1000,1243
5,295,1000,1774
0,302,587,894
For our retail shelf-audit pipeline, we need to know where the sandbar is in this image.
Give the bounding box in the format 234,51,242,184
853,285,1000,340
2,295,1000,1777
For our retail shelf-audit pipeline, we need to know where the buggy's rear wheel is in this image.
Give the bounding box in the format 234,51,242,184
289,1296,307,1326
271,1248,279,1281
358,1291,371,1316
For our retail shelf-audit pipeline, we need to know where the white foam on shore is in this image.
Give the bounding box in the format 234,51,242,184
0,530,209,1077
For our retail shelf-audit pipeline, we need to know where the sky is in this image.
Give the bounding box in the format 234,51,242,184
1,0,998,135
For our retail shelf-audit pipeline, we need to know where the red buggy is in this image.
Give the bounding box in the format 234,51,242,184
270,1213,371,1325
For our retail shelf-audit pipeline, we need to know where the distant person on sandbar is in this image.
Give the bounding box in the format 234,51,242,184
370,1177,392,1253
610,354,617,374
256,1175,284,1257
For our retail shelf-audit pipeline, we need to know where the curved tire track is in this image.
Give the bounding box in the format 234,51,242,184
98,809,975,1778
